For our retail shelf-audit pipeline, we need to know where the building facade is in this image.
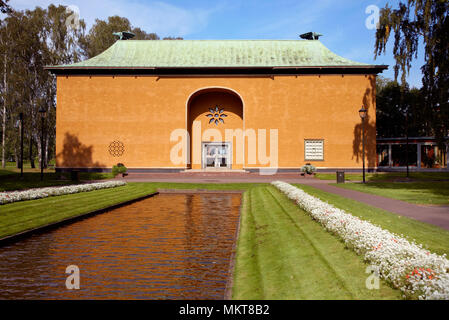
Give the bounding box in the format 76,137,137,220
48,38,387,173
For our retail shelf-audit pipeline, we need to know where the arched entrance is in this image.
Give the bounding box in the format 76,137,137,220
187,88,244,170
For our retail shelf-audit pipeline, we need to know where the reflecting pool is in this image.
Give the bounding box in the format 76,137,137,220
0,193,241,299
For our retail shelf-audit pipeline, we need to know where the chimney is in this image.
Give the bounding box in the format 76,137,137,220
113,31,136,40
300,32,323,40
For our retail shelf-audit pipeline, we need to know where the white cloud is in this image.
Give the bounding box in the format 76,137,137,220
8,0,215,37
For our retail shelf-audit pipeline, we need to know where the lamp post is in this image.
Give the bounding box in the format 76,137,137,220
405,110,409,178
359,106,368,184
38,107,46,181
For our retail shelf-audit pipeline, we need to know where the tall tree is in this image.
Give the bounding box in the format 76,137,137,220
81,16,159,58
0,5,86,168
0,0,10,13
375,0,449,147
376,77,428,138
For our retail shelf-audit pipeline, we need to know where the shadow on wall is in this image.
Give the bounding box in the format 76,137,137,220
56,132,106,169
353,77,377,170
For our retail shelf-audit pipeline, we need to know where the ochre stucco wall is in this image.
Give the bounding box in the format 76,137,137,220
55,74,377,170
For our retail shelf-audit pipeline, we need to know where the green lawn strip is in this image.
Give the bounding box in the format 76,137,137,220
0,183,157,239
295,184,449,256
1,187,131,229
231,190,265,299
265,187,401,300
316,172,449,182
332,181,449,205
232,186,402,300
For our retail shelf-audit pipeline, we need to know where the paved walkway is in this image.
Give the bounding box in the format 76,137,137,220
121,172,449,230
297,179,449,231
122,172,313,184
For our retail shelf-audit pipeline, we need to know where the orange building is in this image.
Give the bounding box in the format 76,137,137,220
48,34,387,173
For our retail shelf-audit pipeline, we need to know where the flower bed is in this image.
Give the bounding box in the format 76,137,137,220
272,181,449,300
0,181,127,205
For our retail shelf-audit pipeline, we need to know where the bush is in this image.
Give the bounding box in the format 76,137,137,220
301,163,316,175
112,163,127,177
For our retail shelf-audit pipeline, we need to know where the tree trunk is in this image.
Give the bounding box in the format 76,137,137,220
44,131,48,169
14,146,19,168
2,53,6,168
29,136,35,168
36,133,42,169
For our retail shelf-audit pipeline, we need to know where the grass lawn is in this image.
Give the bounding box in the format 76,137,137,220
0,183,157,239
0,168,113,192
5,181,447,299
316,172,449,182
295,184,449,256
332,181,449,205
232,185,402,300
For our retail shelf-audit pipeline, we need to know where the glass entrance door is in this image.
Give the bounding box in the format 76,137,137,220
202,143,231,169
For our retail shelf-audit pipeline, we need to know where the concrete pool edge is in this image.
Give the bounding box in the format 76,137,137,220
0,192,159,247
157,189,244,194
224,193,244,300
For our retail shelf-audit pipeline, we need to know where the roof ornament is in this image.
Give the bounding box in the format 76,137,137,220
300,32,323,40
113,31,136,40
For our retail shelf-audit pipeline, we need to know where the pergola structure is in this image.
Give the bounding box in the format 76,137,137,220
377,137,449,171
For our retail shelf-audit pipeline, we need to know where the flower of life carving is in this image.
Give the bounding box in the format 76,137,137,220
108,141,125,157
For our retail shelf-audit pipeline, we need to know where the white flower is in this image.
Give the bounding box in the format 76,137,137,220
0,181,127,205
272,181,449,300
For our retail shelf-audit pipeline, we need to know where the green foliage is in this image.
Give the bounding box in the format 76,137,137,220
0,5,181,170
80,16,160,58
375,0,449,147
0,4,87,169
112,163,127,176
376,77,429,138
300,163,316,175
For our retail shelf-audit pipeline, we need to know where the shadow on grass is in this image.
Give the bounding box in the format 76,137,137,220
0,169,113,192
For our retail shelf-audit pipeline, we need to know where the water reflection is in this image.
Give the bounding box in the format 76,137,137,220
0,193,241,300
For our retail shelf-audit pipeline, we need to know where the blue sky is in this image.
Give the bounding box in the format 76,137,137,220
9,0,425,87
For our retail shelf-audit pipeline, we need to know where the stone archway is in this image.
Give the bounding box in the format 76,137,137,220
187,88,244,170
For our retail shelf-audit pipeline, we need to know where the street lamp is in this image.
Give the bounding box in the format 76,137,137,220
38,107,47,181
359,106,367,184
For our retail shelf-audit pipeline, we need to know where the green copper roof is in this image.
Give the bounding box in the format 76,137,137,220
50,40,374,69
